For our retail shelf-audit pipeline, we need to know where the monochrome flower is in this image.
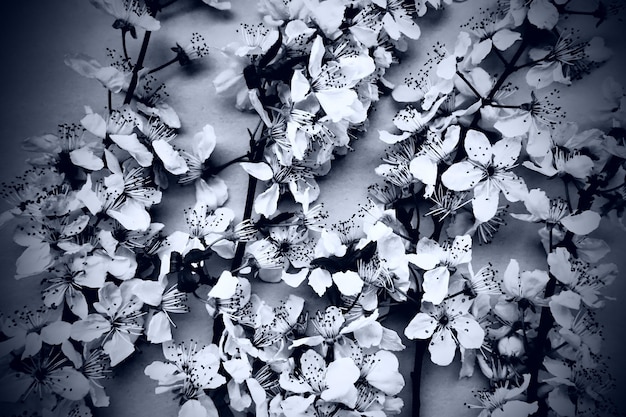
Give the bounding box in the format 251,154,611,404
405,295,485,366
70,282,145,366
407,234,472,304
442,130,528,222
90,0,160,36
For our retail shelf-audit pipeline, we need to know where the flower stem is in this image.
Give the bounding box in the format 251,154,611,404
527,176,601,414
147,57,179,74
122,31,130,61
202,153,251,179
411,339,428,417
230,120,265,271
456,70,483,99
124,31,152,105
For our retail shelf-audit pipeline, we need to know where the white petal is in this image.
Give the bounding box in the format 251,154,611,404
422,267,450,305
316,89,360,123
15,242,54,279
179,399,209,417
291,70,311,103
240,162,274,181
108,199,151,231
472,180,500,222
81,111,107,138
365,351,405,395
470,39,492,65
409,155,437,187
492,137,521,169
451,316,484,349
70,147,104,171
560,211,601,235
195,177,228,210
441,161,484,191
464,129,492,165
494,113,530,138
404,312,437,340
41,321,71,345
254,183,280,217
194,125,217,162
496,172,528,203
379,130,411,144
321,357,360,407
110,133,153,167
332,271,364,296
502,259,521,297
308,268,332,296
281,269,309,288
492,29,521,51
528,0,559,29
208,271,238,299
428,328,457,366
153,139,188,175
146,311,173,343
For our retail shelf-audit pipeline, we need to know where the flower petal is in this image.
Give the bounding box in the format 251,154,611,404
404,312,437,340
441,161,484,191
332,271,364,296
560,211,601,235
153,139,188,175
472,180,500,222
428,328,457,366
110,134,153,167
240,162,274,181
254,183,280,217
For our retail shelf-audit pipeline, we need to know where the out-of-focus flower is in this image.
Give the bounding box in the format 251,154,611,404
466,374,538,417
0,348,90,403
526,36,611,89
90,0,160,37
511,188,601,235
548,247,617,309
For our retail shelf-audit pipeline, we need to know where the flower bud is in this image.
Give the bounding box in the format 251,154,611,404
497,335,525,357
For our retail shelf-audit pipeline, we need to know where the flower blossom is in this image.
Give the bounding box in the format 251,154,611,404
442,130,528,222
405,295,485,366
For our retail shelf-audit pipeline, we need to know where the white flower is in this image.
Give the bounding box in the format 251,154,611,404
442,130,528,222
0,307,72,360
372,0,421,40
548,247,617,308
407,234,472,305
178,124,229,210
467,374,538,417
70,282,145,366
0,348,90,403
511,188,601,235
22,122,104,171
405,295,485,366
123,278,190,343
409,126,460,197
90,0,160,36
279,349,360,408
290,36,375,123
144,340,225,395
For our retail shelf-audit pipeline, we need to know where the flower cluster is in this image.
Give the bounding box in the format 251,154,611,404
1,0,625,417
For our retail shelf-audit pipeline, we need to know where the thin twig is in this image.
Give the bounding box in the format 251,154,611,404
124,31,152,105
